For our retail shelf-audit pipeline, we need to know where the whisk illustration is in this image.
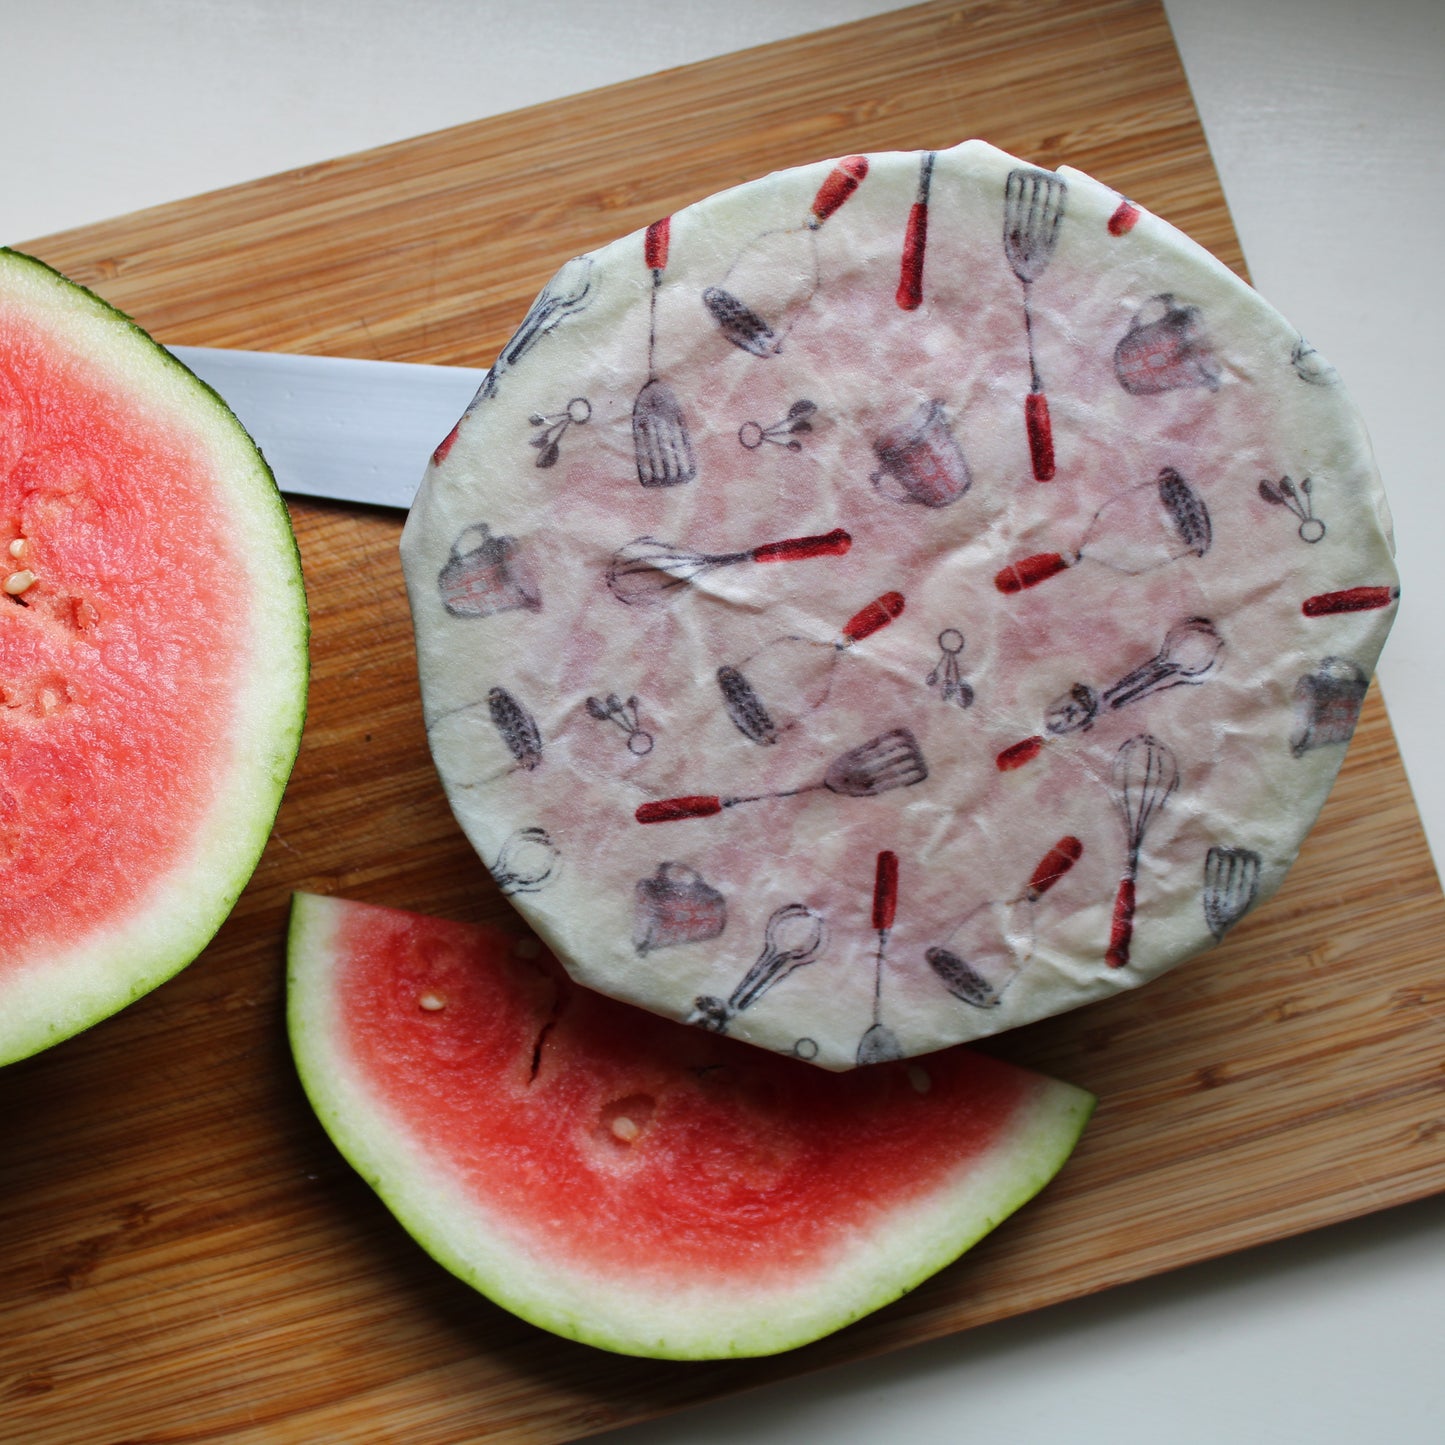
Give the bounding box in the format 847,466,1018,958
1004,168,1067,480
717,591,905,744
636,728,928,823
633,217,695,487
688,903,827,1034
606,527,851,606
995,467,1211,593
925,836,1084,1008
703,155,869,356
1107,734,1179,969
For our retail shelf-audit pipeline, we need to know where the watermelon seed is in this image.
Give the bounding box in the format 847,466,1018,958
7,538,27,558
610,1116,641,1143
417,992,447,1012
908,1064,932,1094
4,570,36,595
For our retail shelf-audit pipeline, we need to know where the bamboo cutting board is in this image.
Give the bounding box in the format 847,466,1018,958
4,2,1444,1440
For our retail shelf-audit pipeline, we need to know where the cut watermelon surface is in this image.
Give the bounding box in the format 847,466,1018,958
1,249,308,1066
287,892,1093,1358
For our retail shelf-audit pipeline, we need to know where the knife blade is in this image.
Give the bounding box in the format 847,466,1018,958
169,345,488,509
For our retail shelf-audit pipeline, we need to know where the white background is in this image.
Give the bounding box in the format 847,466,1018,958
3,1,1442,1440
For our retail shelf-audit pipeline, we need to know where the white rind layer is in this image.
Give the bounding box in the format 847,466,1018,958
0,248,309,1066
287,891,1094,1359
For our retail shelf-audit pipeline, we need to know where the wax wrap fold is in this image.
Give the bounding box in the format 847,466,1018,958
400,140,1398,1071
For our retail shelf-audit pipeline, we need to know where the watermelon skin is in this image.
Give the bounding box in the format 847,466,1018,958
0,248,308,1066
287,892,1093,1359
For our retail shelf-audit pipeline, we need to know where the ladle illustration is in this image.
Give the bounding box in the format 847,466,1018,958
996,618,1223,771
856,850,903,1064
688,903,827,1034
896,151,935,311
1004,168,1067,480
1107,734,1179,969
925,836,1084,1007
633,218,696,487
702,155,869,356
716,591,905,744
1202,845,1261,940
636,727,928,824
994,467,1211,594
606,527,851,606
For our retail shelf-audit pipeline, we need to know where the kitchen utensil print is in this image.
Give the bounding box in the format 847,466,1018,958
688,903,828,1034
633,862,727,955
489,827,561,895
585,692,654,755
738,400,816,452
927,629,974,709
636,727,928,823
896,151,935,310
1290,657,1369,756
1301,586,1398,616
1107,734,1180,969
870,399,971,508
606,527,851,606
633,218,696,487
1107,192,1141,236
486,687,543,770
703,155,869,356
477,254,594,402
856,850,903,1064
1291,336,1338,386
926,836,1084,1007
438,522,542,618
529,398,591,468
1259,475,1325,543
1114,294,1220,395
1003,168,1067,481
996,618,1223,770
1202,845,1261,940
994,466,1211,594
716,591,905,744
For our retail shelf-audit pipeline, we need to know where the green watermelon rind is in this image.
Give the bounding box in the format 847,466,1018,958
286,891,1095,1360
1,248,309,1067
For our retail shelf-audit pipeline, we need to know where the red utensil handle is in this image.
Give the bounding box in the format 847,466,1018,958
872,850,900,933
1026,392,1055,481
1301,585,1398,616
996,735,1045,771
636,795,723,824
1027,836,1084,900
753,528,852,563
644,217,671,272
1107,199,1140,236
994,552,1070,594
1106,875,1135,968
842,591,905,643
810,155,869,225
896,201,928,310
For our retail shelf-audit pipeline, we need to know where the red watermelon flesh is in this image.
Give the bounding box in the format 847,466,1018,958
1,248,308,1065
287,892,1094,1358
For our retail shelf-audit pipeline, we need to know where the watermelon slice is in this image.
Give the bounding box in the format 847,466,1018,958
1,248,308,1066
287,891,1093,1358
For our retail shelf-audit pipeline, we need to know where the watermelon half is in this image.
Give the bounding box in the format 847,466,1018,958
1,248,308,1066
287,891,1093,1358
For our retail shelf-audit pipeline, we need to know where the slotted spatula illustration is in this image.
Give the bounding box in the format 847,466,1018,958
1004,168,1067,481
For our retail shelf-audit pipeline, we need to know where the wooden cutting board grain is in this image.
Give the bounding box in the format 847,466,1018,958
4,2,1443,1441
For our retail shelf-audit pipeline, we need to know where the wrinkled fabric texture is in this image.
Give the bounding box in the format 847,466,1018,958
400,140,1397,1070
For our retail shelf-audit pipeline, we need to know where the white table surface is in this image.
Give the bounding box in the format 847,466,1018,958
4,2,1442,1440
